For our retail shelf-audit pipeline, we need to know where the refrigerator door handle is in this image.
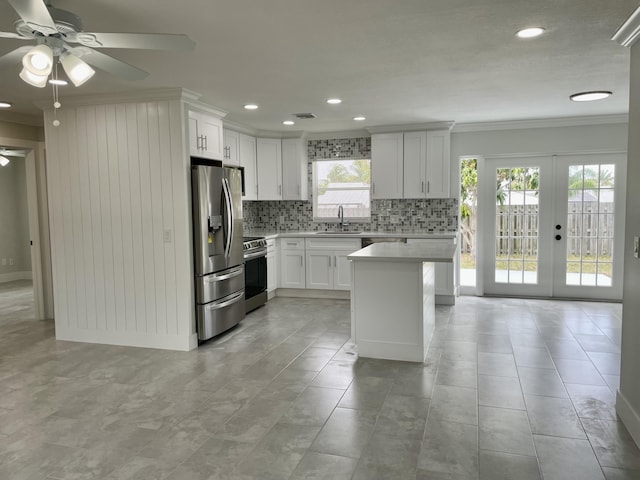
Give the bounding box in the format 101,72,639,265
205,291,244,311
222,177,233,258
205,265,244,282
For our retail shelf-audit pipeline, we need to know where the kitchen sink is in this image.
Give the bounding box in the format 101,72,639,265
315,231,363,235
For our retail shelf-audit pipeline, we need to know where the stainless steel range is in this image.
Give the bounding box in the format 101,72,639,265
243,236,268,313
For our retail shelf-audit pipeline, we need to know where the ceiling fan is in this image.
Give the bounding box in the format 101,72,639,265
0,148,24,166
0,0,195,88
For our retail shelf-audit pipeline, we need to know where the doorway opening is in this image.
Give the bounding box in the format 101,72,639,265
460,157,478,290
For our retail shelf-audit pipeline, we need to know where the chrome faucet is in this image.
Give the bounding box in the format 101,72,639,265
337,205,347,231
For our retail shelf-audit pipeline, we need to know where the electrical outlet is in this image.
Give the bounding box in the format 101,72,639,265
1,258,5,266
163,229,172,243
8,258,13,265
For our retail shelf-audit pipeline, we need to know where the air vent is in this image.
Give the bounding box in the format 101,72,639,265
293,113,317,119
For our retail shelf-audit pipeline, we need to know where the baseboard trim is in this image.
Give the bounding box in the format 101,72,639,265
0,271,33,283
616,390,640,448
55,326,198,352
275,288,350,299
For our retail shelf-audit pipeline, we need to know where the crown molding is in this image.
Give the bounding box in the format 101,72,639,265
366,121,455,134
34,88,228,118
612,6,640,47
306,129,370,140
452,114,628,133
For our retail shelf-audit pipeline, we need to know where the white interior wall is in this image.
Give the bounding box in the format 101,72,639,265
43,99,196,351
617,45,640,447
0,157,31,281
450,121,628,196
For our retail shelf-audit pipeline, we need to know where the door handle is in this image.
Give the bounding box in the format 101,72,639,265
222,177,233,257
555,234,562,240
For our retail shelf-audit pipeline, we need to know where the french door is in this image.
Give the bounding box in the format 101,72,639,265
480,153,626,300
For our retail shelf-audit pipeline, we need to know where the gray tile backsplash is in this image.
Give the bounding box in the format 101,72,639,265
243,137,458,234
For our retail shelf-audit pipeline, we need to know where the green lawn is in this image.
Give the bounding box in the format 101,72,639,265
460,253,612,276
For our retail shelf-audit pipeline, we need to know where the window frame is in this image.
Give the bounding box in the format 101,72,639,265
312,158,371,222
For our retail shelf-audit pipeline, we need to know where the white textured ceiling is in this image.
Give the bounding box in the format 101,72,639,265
0,0,636,132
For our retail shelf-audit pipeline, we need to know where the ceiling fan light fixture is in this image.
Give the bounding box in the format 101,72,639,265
22,44,54,76
570,90,612,102
19,67,48,88
49,78,68,86
60,53,95,87
0,156,9,167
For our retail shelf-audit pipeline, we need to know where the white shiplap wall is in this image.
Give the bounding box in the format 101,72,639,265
44,99,196,351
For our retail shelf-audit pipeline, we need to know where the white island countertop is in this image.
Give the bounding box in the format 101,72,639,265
347,242,456,263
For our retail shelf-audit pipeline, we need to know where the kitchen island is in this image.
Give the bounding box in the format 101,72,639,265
347,242,457,362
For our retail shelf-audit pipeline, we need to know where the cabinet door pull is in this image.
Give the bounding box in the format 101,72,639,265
427,181,430,193
328,256,331,267
421,181,424,193
204,135,208,151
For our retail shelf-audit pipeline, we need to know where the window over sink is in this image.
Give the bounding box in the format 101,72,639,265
312,158,371,222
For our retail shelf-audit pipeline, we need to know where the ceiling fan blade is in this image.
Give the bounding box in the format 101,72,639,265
7,0,58,35
69,32,195,51
0,46,32,69
0,31,30,40
69,47,149,81
0,149,25,157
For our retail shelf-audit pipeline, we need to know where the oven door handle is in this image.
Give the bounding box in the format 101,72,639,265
244,249,268,261
205,266,244,282
205,291,244,311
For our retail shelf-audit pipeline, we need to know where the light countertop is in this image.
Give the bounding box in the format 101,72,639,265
244,230,458,240
347,242,457,263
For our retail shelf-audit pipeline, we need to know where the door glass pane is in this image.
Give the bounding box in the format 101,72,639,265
495,167,539,284
564,163,616,288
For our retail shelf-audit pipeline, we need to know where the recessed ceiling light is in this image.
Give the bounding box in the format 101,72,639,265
570,91,612,102
353,116,366,121
516,27,545,38
0,101,11,108
326,98,342,105
244,104,259,110
283,120,295,125
49,79,68,86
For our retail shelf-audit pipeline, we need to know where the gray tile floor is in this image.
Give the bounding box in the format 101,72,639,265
1,280,640,479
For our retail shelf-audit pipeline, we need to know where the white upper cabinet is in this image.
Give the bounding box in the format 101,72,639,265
256,138,283,200
223,129,240,165
425,130,451,198
239,133,258,200
403,131,428,198
281,138,308,200
371,133,404,199
372,129,451,199
188,110,224,160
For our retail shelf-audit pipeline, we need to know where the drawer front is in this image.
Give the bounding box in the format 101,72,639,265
196,265,245,304
280,238,305,250
196,290,245,340
305,238,360,251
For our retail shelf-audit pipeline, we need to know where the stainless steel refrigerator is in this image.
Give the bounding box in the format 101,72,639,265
191,158,245,341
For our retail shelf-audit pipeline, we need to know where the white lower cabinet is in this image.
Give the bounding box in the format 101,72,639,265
406,238,457,304
279,238,306,288
305,238,360,290
266,239,277,295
